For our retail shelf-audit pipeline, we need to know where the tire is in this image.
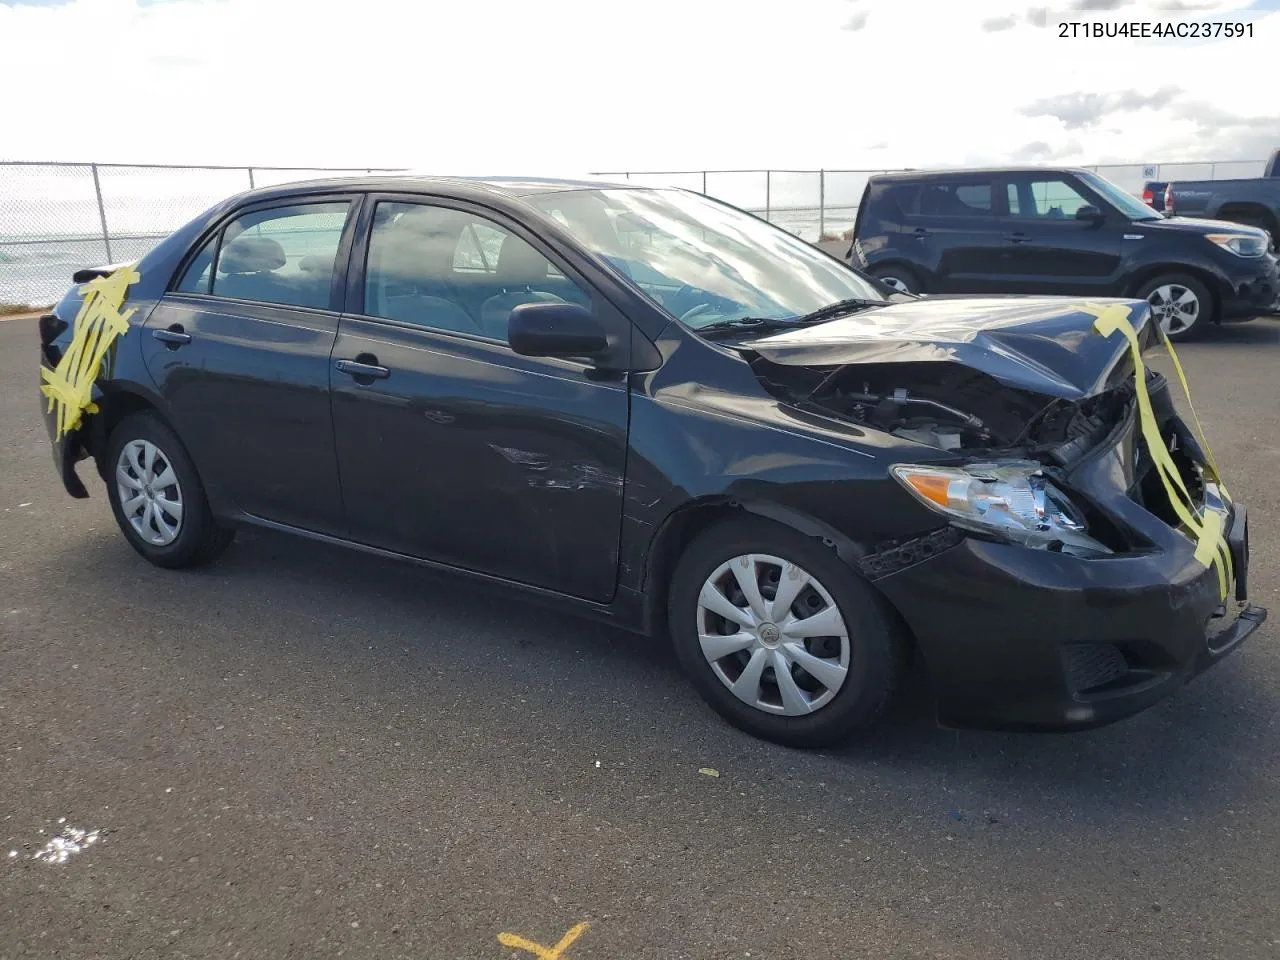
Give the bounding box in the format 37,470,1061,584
1135,273,1214,343
105,411,235,569
667,517,910,748
869,264,920,295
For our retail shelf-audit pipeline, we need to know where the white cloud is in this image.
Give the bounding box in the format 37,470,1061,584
0,0,1276,175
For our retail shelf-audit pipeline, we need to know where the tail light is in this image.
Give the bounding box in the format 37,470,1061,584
38,312,68,366
37,312,66,346
1164,185,1174,214
1142,187,1154,207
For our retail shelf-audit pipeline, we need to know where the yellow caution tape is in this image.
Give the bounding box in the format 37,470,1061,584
1080,302,1233,600
40,265,140,442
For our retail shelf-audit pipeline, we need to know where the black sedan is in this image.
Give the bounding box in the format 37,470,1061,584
37,175,1265,747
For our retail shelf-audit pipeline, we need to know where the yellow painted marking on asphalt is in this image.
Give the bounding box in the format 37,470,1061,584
1080,301,1233,600
498,921,590,960
39,265,139,441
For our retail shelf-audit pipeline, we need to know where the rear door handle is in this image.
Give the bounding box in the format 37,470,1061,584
1006,233,1034,243
335,358,390,380
913,227,931,240
152,325,191,347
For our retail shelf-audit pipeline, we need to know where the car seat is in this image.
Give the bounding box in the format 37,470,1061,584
478,234,566,340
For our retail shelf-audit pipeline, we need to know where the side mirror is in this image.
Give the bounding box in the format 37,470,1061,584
508,302,610,360
1075,205,1104,222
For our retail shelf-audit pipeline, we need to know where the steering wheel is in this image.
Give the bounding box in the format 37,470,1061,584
678,303,718,325
665,283,705,317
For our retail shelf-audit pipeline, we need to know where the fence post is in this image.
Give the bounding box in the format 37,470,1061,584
90,163,113,264
247,167,255,189
1209,162,1216,180
818,170,825,239
702,170,707,195
765,170,771,220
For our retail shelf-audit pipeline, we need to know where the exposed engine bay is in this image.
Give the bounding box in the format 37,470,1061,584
750,354,1180,469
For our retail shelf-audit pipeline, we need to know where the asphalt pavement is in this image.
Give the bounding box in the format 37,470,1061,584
2,313,1280,960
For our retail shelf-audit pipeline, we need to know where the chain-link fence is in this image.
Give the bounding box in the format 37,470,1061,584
592,160,1270,245
0,162,404,308
3,158,1270,308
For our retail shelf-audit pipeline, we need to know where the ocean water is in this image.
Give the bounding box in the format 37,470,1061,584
5,155,1257,306
0,203,860,307
0,164,385,306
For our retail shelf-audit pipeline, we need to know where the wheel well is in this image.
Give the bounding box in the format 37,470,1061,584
1216,203,1280,239
870,260,922,284
642,501,740,636
88,391,160,479
1124,264,1222,323
639,498,869,637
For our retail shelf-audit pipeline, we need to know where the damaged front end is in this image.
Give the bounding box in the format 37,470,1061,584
731,296,1261,730
738,297,1222,561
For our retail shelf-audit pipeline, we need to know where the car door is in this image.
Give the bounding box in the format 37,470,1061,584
140,197,360,535
906,176,1011,293
992,174,1123,295
329,195,631,603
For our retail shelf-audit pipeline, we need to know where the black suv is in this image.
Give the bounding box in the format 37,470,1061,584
848,167,1280,341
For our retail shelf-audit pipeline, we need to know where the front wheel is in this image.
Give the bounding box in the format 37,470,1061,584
1136,273,1214,342
668,518,910,748
869,264,920,295
105,411,235,569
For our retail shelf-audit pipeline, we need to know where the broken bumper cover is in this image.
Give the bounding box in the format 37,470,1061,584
39,359,91,499
871,505,1265,732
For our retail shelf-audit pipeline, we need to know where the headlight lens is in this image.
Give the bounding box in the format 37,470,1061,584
891,461,1113,556
1206,232,1269,258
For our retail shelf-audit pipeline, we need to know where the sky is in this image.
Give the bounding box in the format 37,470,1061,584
0,0,1277,176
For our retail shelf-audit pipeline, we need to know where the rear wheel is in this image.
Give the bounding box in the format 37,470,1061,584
668,518,910,748
869,264,921,295
105,411,234,569
1136,273,1213,342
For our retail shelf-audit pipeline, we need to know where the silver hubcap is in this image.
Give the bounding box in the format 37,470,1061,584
696,553,851,716
1147,283,1200,335
880,276,910,293
115,439,184,546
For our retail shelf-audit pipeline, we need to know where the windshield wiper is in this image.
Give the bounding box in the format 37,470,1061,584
697,298,885,339
696,316,810,338
791,297,886,324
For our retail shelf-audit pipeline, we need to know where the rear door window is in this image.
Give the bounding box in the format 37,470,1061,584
175,235,218,295
209,202,351,310
918,180,995,218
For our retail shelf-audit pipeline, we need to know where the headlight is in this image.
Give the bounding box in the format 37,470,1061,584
890,461,1113,556
1205,232,1269,258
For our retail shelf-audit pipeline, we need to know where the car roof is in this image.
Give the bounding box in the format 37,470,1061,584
871,166,1097,181
234,173,644,205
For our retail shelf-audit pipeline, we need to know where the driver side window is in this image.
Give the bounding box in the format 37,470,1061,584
1007,178,1092,219
362,202,590,344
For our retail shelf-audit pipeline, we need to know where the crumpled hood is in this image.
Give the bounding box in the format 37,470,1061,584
741,296,1154,400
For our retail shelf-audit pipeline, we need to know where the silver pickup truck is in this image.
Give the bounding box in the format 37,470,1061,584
1159,148,1280,252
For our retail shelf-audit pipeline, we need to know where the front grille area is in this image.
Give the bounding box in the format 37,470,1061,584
1063,643,1130,694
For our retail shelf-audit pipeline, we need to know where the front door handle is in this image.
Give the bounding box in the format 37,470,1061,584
1006,233,1034,243
152,325,192,347
913,227,931,240
335,358,390,380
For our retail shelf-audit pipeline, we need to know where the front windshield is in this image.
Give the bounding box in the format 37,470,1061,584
1080,172,1161,221
525,187,884,329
